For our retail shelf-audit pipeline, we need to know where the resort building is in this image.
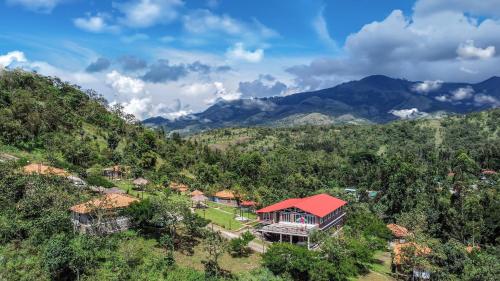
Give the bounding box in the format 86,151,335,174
392,242,432,280
70,194,139,235
387,223,410,245
212,190,238,206
170,182,189,193
133,177,149,188
190,190,204,197
103,165,127,179
256,193,347,249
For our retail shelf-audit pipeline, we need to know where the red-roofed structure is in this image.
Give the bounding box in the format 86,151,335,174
240,200,257,207
256,193,347,249
257,193,347,218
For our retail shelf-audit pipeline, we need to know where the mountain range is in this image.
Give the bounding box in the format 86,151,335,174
143,75,500,133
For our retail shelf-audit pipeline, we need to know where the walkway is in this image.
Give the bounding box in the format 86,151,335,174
207,223,268,253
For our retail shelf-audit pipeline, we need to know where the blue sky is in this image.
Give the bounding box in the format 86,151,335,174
1,0,499,119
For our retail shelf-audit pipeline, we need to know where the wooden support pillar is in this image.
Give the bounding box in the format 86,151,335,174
307,235,310,250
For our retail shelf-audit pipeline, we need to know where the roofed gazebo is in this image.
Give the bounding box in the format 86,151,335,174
170,182,189,193
70,193,139,234
212,190,238,206
133,177,149,187
191,194,209,208
190,190,204,197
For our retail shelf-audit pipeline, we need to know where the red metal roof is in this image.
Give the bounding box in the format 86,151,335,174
256,193,347,218
240,200,257,207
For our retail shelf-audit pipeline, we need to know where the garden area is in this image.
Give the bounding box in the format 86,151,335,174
195,201,257,231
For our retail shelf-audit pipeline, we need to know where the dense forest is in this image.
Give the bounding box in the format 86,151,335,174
0,70,498,280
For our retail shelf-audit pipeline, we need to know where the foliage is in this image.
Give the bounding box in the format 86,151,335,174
1,70,499,280
228,231,255,257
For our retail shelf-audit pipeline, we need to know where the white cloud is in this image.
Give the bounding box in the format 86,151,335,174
457,40,496,60
0,51,27,67
159,35,175,43
412,80,443,93
226,43,264,63
204,81,241,104
287,2,500,89
114,0,183,28
436,86,476,102
182,9,278,44
106,70,145,96
414,0,500,18
450,86,474,100
435,95,449,102
121,33,149,43
74,14,119,33
181,83,215,97
459,66,478,74
184,10,241,34
313,6,337,50
6,0,63,13
473,94,500,107
120,97,152,118
389,108,427,119
164,109,192,119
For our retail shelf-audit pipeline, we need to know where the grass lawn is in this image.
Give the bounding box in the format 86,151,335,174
112,179,154,199
174,243,261,273
195,207,244,231
207,201,257,220
356,251,394,281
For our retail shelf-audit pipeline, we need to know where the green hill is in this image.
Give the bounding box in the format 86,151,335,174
0,70,499,281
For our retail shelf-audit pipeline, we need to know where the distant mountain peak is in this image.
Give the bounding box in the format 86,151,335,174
359,74,397,82
143,75,500,134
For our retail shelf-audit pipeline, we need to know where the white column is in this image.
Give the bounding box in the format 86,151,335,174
280,233,282,242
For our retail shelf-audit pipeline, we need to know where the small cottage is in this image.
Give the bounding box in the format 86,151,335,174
103,165,126,179
392,242,432,280
212,190,238,206
170,182,189,193
191,194,209,208
133,177,149,188
190,190,204,197
70,194,139,234
240,200,257,212
387,223,410,245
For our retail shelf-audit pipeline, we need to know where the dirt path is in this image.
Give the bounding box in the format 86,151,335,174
207,223,267,253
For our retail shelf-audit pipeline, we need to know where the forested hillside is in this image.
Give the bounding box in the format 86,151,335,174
0,70,498,280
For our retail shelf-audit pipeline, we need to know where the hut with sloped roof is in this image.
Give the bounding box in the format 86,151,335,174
70,193,139,234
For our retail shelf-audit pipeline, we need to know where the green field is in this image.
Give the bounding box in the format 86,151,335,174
195,207,244,231
206,201,257,220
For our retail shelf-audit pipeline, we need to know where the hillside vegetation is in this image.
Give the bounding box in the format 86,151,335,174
0,70,499,280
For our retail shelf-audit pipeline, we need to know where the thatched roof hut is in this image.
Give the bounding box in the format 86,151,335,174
133,177,149,186
190,190,204,197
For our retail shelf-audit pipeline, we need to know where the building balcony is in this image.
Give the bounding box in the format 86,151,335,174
259,222,318,237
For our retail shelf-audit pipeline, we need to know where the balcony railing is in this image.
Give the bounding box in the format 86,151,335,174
260,222,317,236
